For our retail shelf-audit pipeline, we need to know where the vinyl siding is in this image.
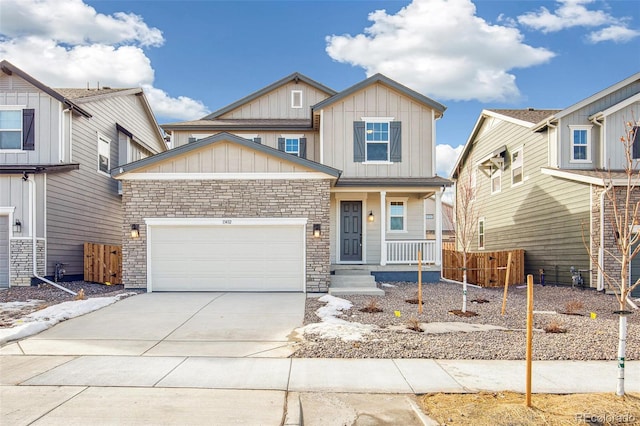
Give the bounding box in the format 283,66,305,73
320,82,434,178
558,81,640,170
603,101,640,167
457,117,590,285
171,131,320,162
46,94,164,276
220,81,331,119
0,174,45,237
0,73,62,165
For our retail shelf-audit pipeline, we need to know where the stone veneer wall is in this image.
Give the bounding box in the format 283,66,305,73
10,239,45,286
121,179,331,292
591,185,640,291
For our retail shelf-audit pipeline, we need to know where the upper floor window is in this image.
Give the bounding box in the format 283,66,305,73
291,90,303,108
278,135,307,158
0,108,34,151
388,198,407,232
570,125,592,162
511,148,523,186
491,165,501,194
632,125,640,159
98,134,111,174
285,138,299,156
353,119,401,163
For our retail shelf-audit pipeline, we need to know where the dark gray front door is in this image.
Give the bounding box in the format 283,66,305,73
340,201,362,262
631,242,640,298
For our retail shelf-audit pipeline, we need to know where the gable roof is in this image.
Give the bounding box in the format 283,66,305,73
161,118,311,132
112,132,341,178
532,71,640,131
1,60,92,118
312,73,446,117
55,87,138,101
202,72,337,120
451,109,557,179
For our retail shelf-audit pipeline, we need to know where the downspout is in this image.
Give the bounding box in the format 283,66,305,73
25,174,76,295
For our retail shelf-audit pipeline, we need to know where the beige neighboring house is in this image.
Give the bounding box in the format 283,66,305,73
0,60,167,287
451,72,640,295
113,72,451,293
425,196,454,242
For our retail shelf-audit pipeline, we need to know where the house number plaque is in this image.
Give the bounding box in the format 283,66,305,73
222,220,232,224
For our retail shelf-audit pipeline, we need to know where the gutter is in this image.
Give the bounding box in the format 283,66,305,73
25,174,77,296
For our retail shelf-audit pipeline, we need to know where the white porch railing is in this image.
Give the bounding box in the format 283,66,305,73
386,240,436,264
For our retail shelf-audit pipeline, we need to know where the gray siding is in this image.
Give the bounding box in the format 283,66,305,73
558,81,640,170
603,101,640,167
457,117,590,285
0,174,45,236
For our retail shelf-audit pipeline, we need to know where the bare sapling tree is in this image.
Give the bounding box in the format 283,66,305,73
451,164,480,313
583,119,640,396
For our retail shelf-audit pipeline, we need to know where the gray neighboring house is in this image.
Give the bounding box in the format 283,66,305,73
452,72,640,295
0,60,166,287
113,72,451,293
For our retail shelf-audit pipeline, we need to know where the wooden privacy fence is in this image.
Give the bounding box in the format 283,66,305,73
84,242,122,285
442,249,525,287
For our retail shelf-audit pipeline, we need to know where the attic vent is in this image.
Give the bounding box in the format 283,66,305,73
527,107,535,111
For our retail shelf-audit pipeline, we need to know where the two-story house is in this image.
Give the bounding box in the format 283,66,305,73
112,72,450,293
451,72,640,296
0,60,167,288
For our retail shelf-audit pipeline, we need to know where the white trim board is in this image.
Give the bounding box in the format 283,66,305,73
118,172,334,181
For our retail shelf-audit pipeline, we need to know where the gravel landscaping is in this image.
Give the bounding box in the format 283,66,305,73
293,281,640,361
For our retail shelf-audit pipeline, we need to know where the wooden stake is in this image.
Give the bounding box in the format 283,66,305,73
501,252,513,315
525,274,534,408
418,250,423,314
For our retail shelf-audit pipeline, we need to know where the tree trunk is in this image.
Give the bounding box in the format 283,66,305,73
617,314,627,396
462,252,468,313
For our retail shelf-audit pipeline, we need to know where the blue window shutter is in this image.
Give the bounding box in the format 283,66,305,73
353,121,365,162
254,137,262,144
188,137,196,143
299,138,307,159
390,121,401,162
23,109,35,151
278,137,285,151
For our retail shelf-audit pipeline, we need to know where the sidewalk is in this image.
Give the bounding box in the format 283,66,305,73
2,356,638,425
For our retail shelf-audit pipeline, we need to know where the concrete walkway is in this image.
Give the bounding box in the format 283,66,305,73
1,293,639,425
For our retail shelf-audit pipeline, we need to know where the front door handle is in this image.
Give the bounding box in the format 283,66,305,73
360,233,362,246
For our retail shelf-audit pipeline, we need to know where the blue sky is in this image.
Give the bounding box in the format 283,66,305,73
1,0,639,176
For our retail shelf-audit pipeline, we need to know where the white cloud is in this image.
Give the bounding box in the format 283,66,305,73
517,0,639,43
325,0,554,103
436,144,464,177
587,25,640,44
518,0,613,33
0,0,208,120
0,0,163,47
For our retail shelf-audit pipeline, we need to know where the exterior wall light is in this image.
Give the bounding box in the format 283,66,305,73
13,219,21,234
368,211,375,222
313,224,321,238
131,224,140,238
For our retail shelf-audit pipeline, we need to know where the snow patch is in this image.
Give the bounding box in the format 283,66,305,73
297,294,377,342
0,293,136,345
381,283,397,288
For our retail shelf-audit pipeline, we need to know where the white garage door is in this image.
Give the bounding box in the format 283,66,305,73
148,219,305,292
0,216,8,288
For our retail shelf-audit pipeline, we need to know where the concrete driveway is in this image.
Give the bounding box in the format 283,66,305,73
8,292,306,357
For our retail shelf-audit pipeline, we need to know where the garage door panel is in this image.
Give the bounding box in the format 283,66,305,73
149,223,305,292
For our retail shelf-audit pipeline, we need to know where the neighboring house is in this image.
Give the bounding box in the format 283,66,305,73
0,60,166,288
425,196,454,242
113,72,451,293
451,72,640,294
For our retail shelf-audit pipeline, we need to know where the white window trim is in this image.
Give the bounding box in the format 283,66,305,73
490,166,502,194
511,147,524,187
569,125,592,163
478,217,485,250
97,133,111,176
291,90,303,109
387,197,408,233
0,106,25,151
362,118,393,163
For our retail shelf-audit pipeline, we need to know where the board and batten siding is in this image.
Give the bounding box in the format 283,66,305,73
458,116,590,286
0,74,63,165
320,83,434,178
0,174,45,237
558,81,640,170
46,93,164,276
219,81,331,120
171,131,320,162
603,101,640,168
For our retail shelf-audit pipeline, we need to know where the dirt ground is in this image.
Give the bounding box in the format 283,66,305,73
421,391,640,425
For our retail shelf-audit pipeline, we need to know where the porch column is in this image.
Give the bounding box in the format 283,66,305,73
380,190,386,266
435,189,443,266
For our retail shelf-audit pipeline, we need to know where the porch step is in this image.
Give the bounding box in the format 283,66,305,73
329,286,385,297
334,269,372,276
330,275,376,288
